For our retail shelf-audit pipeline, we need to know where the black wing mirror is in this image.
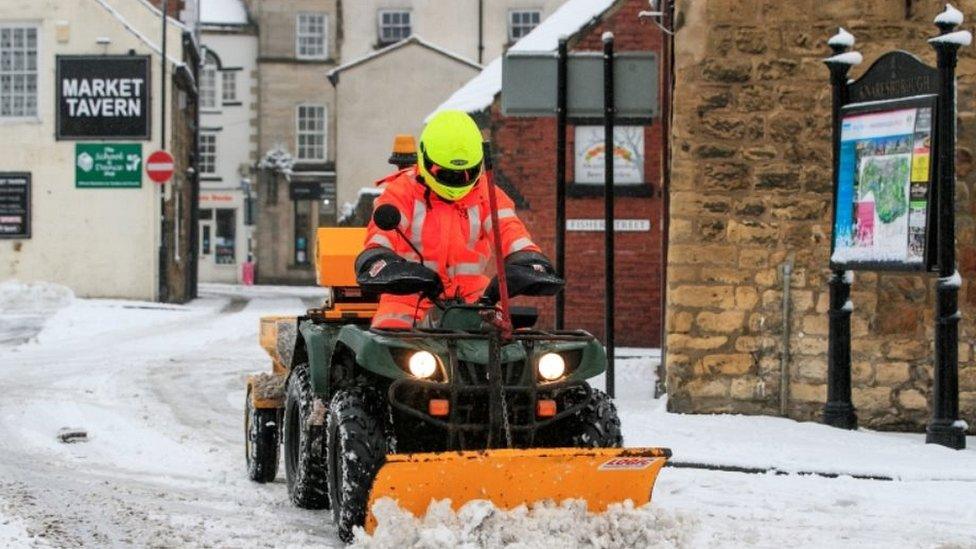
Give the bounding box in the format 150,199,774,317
372,204,425,262
373,204,402,231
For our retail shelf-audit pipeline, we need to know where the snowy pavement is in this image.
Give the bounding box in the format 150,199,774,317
1,281,974,548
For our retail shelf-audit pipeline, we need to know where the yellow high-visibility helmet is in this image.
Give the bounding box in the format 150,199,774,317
418,110,484,201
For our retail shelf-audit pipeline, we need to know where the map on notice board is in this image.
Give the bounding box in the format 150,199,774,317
831,103,934,270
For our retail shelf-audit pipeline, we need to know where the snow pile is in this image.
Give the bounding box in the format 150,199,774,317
935,3,964,26
929,30,973,46
339,187,384,225
824,51,863,66
258,147,295,176
353,498,694,549
0,510,42,549
0,280,74,314
827,27,855,48
433,0,616,115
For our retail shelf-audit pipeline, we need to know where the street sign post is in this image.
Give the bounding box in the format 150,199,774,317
146,150,175,184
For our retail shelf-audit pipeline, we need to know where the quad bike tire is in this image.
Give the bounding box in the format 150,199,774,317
549,386,623,448
326,387,388,543
283,362,330,509
245,387,279,483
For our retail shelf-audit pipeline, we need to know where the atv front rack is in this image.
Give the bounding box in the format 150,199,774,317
371,327,597,342
373,327,599,451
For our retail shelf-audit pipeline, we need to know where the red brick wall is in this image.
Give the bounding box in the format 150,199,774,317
488,0,665,347
146,0,186,18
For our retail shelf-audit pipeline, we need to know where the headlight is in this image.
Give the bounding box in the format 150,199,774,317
408,351,437,378
538,353,566,381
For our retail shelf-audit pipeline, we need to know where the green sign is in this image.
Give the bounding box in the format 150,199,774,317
75,143,142,188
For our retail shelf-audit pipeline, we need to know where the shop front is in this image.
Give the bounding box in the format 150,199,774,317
198,190,251,283
253,165,337,285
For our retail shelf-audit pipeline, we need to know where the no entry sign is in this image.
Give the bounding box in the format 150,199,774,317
146,150,175,184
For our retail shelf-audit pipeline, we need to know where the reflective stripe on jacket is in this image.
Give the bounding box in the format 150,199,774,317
364,167,540,328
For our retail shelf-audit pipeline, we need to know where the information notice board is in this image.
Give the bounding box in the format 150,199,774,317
0,173,30,239
831,96,936,270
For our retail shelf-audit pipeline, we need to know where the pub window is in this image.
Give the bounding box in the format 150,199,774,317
296,13,328,59
294,200,311,265
221,71,237,103
378,10,411,45
215,208,236,264
199,132,217,174
508,10,541,41
199,56,217,109
0,25,38,118
296,104,326,160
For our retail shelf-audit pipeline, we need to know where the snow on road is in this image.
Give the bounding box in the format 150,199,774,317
1,282,974,548
1,282,341,548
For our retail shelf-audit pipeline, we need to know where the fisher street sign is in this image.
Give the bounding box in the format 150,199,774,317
56,55,151,140
76,144,143,188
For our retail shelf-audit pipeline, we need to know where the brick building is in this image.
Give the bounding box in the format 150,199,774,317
666,0,975,430
437,0,666,347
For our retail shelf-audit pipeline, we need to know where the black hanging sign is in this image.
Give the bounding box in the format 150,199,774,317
0,173,30,239
56,55,151,140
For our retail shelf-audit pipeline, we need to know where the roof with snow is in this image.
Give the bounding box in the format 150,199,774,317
431,0,617,116
200,0,249,26
328,36,480,85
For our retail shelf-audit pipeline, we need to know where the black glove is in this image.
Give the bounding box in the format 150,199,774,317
356,247,443,297
481,251,564,304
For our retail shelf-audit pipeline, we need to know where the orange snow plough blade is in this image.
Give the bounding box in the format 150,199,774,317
365,447,671,533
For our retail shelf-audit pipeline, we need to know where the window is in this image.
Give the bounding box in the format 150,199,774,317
296,105,326,160
378,10,411,45
199,57,217,109
215,209,236,264
509,10,541,41
199,132,217,174
201,224,211,255
294,200,311,265
221,71,236,103
0,25,38,118
296,13,327,59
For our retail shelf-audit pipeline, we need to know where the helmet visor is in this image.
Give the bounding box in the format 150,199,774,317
421,146,482,188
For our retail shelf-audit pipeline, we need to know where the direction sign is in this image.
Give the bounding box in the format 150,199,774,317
146,150,175,184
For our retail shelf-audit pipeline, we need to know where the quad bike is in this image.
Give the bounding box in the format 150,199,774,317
245,155,670,543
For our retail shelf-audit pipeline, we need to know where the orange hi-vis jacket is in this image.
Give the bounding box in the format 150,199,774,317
364,167,541,328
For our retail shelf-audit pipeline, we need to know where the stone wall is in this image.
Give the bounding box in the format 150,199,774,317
667,0,976,429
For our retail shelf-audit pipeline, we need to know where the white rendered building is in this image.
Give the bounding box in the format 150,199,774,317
196,0,258,283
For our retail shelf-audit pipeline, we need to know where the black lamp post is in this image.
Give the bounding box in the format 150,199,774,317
603,32,616,397
926,6,969,450
823,28,861,430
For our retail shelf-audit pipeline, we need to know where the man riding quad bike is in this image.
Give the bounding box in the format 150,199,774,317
244,111,670,543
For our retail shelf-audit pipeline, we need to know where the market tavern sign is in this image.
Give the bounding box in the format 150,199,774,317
76,144,143,188
56,55,151,140
0,173,30,239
